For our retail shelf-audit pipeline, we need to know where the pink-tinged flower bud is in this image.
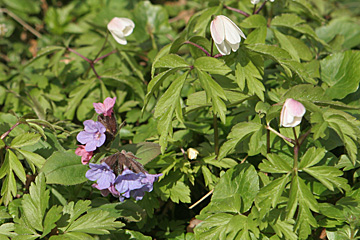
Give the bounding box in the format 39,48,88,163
107,17,135,45
210,15,246,56
280,98,306,128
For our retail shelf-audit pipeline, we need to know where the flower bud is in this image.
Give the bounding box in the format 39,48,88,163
210,15,246,55
187,148,199,160
251,0,260,4
107,17,135,45
280,98,306,128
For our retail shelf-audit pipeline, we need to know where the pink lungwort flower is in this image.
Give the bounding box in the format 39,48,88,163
280,98,306,128
75,145,93,165
93,97,116,116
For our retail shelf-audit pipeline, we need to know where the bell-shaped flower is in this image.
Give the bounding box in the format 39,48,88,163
107,17,135,45
86,162,116,190
280,98,306,128
77,120,106,151
75,145,93,165
210,15,246,55
93,97,116,116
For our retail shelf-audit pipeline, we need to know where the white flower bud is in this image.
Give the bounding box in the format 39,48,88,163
280,98,306,128
107,17,135,45
187,148,199,160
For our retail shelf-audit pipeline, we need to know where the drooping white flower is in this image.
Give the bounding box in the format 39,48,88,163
187,148,199,160
280,98,306,128
210,15,246,55
107,17,135,45
251,0,261,4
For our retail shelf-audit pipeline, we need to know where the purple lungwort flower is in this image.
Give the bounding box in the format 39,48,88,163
77,120,106,151
86,162,115,190
114,169,162,201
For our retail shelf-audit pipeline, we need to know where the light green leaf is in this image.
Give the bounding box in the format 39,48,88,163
14,149,46,169
96,201,145,222
153,54,190,70
0,223,17,238
259,153,293,174
321,50,360,99
196,69,227,123
40,150,88,185
240,15,267,28
10,133,41,148
22,173,49,231
24,46,65,67
41,206,63,238
298,147,326,169
8,150,26,184
194,57,232,75
209,163,259,214
159,181,191,203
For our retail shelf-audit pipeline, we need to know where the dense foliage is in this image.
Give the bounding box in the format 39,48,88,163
1,0,360,239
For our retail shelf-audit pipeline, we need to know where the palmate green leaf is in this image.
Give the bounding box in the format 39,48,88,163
14,149,46,170
159,180,191,204
194,213,233,240
218,122,262,160
96,201,145,223
22,173,49,232
41,206,63,238
0,223,17,238
286,176,319,239
40,150,88,185
64,209,124,235
194,57,231,75
256,174,291,212
259,153,292,174
298,147,326,169
303,166,350,192
10,133,41,148
208,163,259,214
235,48,265,101
64,80,96,120
320,50,360,99
153,54,190,70
196,68,227,123
154,72,188,153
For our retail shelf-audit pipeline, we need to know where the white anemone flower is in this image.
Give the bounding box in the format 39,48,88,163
187,148,199,160
280,98,306,128
210,15,246,55
251,0,261,4
107,17,135,45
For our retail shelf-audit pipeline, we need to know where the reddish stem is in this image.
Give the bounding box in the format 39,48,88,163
224,5,250,17
255,1,267,14
94,49,117,64
1,122,20,140
184,41,211,56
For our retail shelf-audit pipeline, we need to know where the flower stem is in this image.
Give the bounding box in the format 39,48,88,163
94,49,117,64
265,125,295,145
266,129,270,153
184,41,211,56
292,128,299,174
1,122,20,140
213,113,219,156
67,47,92,63
255,0,267,14
223,5,250,17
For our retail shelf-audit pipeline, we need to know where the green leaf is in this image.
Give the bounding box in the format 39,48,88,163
64,80,96,120
41,206,63,238
22,173,49,231
298,147,326,169
240,15,267,28
208,163,259,214
14,149,46,169
321,50,360,99
8,150,26,184
24,46,65,68
65,209,124,235
159,181,191,204
153,54,190,70
190,6,221,36
154,72,188,153
194,57,232,75
256,174,291,210
0,223,17,238
259,153,293,173
10,133,41,148
40,150,88,185
218,122,262,159
0,139,5,149
96,201,146,222
196,69,227,123
303,166,350,192
135,142,161,166
194,213,233,240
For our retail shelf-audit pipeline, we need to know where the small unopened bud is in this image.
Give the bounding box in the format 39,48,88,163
187,148,199,160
